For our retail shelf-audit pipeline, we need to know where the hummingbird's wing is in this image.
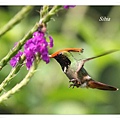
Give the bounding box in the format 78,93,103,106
83,49,119,63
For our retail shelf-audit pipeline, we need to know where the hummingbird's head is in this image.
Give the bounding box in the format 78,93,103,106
49,48,84,71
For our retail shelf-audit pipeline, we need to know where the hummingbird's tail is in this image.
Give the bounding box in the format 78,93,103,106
87,80,118,91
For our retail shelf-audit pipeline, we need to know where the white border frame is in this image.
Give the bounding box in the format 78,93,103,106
0,0,120,5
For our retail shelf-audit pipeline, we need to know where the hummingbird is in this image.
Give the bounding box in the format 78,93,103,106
49,48,119,91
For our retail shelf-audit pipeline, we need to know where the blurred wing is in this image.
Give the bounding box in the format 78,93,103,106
83,49,119,63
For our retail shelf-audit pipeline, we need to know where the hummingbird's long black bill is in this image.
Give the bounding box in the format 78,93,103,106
83,49,119,63
87,80,118,91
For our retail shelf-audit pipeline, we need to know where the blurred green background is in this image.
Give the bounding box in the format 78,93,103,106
0,6,120,114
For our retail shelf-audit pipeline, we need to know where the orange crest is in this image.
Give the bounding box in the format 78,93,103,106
49,48,84,58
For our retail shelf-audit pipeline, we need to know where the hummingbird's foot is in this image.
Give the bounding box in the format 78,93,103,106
69,79,79,88
69,79,81,84
69,80,81,88
69,84,75,88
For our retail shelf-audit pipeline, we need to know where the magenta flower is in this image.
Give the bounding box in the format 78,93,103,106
64,5,76,9
10,31,54,69
10,51,23,67
49,36,54,48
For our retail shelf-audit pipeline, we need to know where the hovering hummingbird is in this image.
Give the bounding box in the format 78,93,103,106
49,48,119,91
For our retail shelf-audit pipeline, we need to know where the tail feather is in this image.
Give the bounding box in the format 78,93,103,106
87,80,118,91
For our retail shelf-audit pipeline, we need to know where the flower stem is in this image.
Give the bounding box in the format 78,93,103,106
0,56,39,103
0,55,26,92
0,6,33,37
39,6,62,24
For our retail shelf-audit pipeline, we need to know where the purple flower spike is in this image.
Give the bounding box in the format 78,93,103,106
10,30,54,69
10,51,23,67
64,5,76,9
24,31,54,69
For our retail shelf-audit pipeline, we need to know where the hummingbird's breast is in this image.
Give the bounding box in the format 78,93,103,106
64,61,80,81
65,61,91,85
65,67,78,80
